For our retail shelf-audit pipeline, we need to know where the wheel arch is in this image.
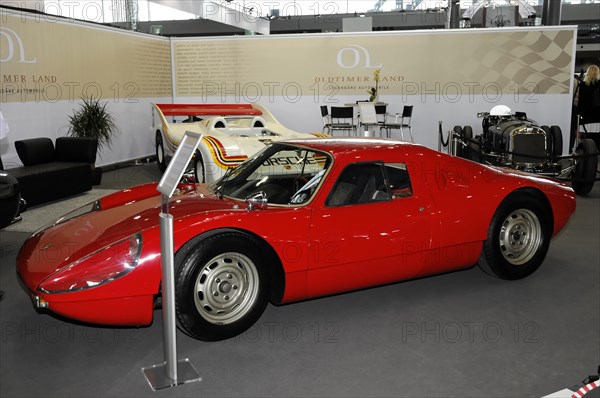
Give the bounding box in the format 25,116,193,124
477,185,557,279
175,227,286,305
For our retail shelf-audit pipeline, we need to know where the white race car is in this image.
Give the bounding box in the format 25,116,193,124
152,103,328,182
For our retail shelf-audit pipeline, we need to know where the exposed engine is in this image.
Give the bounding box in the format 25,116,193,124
485,119,547,166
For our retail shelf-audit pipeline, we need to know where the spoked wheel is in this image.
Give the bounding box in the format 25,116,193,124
175,232,269,341
571,139,598,196
478,191,552,280
156,131,166,172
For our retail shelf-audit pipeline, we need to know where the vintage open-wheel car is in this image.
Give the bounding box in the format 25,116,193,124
441,105,599,196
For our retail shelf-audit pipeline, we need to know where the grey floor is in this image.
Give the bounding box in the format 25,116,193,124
1,161,598,398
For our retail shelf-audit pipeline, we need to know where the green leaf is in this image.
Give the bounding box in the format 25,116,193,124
67,96,119,159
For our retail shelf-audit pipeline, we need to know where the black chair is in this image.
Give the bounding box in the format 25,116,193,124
329,106,357,136
375,104,388,133
320,105,332,135
382,105,413,142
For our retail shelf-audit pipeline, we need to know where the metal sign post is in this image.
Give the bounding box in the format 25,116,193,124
142,131,203,391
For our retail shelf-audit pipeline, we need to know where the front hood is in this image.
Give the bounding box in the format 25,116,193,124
17,183,240,287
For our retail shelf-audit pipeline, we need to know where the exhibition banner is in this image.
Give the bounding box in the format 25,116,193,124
0,8,172,166
1,10,172,103
171,27,576,150
172,28,574,100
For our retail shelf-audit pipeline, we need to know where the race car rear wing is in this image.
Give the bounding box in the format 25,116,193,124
154,103,263,117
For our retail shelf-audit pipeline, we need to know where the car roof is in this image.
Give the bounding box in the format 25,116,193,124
280,137,424,157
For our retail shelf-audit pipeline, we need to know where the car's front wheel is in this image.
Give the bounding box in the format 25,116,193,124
175,232,269,341
193,151,205,183
478,191,552,280
156,132,166,172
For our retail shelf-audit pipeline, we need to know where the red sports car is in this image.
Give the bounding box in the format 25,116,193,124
17,139,576,341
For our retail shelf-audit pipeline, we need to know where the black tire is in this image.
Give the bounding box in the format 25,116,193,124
453,125,465,158
478,191,552,280
469,135,483,163
175,232,269,341
462,125,477,161
550,125,563,159
193,150,205,183
571,139,598,196
463,125,473,140
156,132,166,173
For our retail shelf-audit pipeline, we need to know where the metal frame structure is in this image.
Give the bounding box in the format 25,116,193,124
461,0,537,20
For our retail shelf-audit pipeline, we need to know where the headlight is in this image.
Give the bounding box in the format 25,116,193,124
33,200,101,236
38,233,142,294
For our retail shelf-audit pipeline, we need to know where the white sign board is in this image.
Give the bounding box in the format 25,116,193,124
157,131,202,198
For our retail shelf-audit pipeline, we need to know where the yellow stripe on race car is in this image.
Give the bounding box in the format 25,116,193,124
203,136,248,169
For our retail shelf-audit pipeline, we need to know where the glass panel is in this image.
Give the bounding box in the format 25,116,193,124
210,144,331,205
40,0,597,22
326,162,390,207
385,163,413,198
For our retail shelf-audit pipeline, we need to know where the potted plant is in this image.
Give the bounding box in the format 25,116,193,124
368,68,381,102
67,97,119,185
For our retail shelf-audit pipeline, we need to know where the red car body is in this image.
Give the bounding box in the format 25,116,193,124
17,139,576,332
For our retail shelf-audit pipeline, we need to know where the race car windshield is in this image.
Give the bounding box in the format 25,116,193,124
209,144,332,205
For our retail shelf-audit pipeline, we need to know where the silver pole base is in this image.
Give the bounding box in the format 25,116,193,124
142,358,201,391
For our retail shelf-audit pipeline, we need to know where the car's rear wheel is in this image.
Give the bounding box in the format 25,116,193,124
156,132,166,172
175,232,269,341
478,191,552,280
571,138,598,196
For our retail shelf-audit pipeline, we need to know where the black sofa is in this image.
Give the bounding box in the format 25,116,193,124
0,172,22,229
3,137,97,207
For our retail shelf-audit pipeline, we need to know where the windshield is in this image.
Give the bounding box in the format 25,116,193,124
209,143,332,205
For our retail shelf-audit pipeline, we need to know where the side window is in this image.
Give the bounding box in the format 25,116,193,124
326,163,390,207
385,163,413,198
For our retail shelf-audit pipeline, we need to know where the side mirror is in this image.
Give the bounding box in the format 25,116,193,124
246,191,268,210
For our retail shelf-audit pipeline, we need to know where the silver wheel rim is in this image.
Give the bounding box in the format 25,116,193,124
498,209,542,265
193,252,259,325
